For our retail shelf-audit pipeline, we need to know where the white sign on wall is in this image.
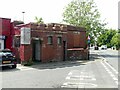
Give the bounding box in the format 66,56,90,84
21,27,31,44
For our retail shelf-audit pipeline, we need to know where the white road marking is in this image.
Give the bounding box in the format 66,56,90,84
68,72,72,75
97,52,118,75
61,82,97,88
63,83,68,86
66,76,96,81
66,76,70,80
80,72,84,74
62,70,97,88
101,62,118,85
68,75,85,78
113,77,118,81
104,60,118,74
115,81,118,85
80,78,84,80
91,78,96,80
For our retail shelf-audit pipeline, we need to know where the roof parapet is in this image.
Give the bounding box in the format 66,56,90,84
17,22,85,31
52,24,60,30
45,24,53,30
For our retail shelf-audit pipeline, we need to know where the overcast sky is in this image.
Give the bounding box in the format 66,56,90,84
0,0,119,29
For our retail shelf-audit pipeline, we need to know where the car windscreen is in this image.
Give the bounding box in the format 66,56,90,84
0,51,13,57
0,52,13,61
3,52,13,56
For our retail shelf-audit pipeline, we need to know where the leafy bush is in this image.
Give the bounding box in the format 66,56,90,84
22,58,34,66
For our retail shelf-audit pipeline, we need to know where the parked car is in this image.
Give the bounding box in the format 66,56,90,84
111,46,116,50
101,45,107,50
94,45,99,50
0,49,17,68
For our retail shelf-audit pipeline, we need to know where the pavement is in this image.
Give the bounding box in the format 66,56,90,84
17,60,92,71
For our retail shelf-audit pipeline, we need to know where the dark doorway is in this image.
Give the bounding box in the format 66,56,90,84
63,41,67,61
33,40,41,61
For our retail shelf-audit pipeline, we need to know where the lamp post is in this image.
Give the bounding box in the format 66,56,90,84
21,11,25,45
22,11,25,23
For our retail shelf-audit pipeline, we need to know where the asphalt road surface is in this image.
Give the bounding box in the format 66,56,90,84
95,49,118,71
0,50,118,89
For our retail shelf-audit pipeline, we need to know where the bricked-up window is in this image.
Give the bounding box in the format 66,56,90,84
57,37,62,45
48,36,53,45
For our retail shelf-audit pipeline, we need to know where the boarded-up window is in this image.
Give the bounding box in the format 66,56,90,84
73,34,80,48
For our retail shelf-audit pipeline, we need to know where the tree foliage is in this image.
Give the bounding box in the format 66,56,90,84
35,16,44,24
111,32,120,50
62,0,107,44
97,29,117,48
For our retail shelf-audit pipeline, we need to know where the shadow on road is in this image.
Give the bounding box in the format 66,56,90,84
1,52,101,71
1,60,92,72
89,53,102,60
29,60,88,70
100,54,119,58
0,66,20,72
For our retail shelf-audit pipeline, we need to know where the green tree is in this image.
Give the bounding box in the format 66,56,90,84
35,16,44,24
97,29,117,48
62,0,106,44
111,33,120,50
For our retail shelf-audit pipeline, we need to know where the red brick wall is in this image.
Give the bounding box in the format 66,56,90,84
20,45,32,62
41,39,64,62
1,18,11,35
0,18,13,50
67,49,89,60
31,29,66,62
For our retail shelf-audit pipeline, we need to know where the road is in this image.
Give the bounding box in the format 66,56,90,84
95,49,118,71
0,49,118,90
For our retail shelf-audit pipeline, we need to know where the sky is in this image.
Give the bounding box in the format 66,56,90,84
0,0,119,29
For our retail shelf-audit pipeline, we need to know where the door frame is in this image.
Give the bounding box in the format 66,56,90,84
32,39,41,62
63,40,67,61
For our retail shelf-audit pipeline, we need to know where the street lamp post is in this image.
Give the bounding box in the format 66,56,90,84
21,12,25,45
22,11,25,23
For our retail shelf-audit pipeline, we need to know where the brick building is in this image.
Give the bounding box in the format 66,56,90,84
13,23,88,64
0,18,13,50
0,18,88,64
